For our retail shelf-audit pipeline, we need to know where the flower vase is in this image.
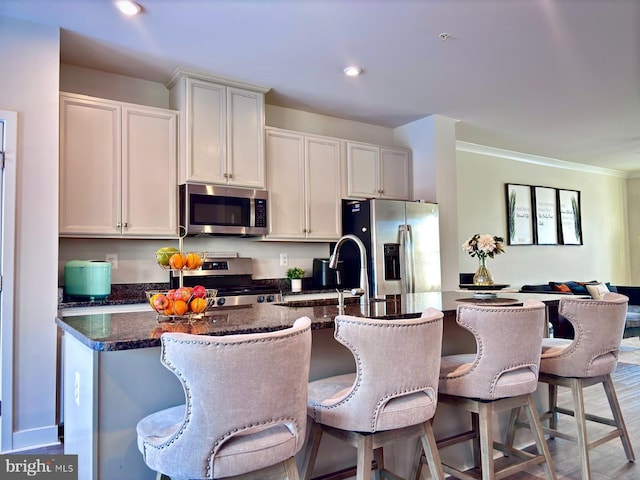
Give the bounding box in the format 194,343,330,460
473,257,494,286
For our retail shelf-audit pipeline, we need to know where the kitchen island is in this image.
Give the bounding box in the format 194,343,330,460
56,291,564,480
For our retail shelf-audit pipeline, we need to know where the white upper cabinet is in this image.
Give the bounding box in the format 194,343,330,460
265,128,342,241
168,69,269,189
59,93,178,238
346,141,411,200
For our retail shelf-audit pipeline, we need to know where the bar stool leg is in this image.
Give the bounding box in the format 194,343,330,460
548,383,558,434
471,411,481,469
478,402,495,480
422,420,445,480
524,394,557,480
373,447,383,480
301,421,323,480
603,375,635,461
505,406,521,450
570,378,591,480
356,434,374,480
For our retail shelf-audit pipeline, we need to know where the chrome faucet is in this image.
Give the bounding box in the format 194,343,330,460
329,234,370,307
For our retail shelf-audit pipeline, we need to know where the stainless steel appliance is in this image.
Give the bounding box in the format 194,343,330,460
169,256,281,307
312,258,344,288
339,199,441,297
179,183,268,236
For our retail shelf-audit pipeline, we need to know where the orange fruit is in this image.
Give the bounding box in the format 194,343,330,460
173,300,189,316
169,253,187,270
189,297,208,314
163,300,175,316
185,253,202,270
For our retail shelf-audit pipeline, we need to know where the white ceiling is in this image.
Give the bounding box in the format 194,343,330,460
2,0,639,174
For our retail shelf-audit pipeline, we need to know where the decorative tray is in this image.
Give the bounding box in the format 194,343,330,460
458,284,510,290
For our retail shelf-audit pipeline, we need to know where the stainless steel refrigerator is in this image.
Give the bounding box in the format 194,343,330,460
339,198,441,297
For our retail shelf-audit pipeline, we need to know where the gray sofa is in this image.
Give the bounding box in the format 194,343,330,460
519,283,640,340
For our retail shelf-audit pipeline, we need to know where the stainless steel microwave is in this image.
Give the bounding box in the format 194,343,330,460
179,183,268,236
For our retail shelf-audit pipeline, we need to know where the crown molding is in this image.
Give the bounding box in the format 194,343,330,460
165,67,271,93
456,141,629,179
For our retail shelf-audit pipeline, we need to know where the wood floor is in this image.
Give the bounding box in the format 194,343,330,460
14,361,640,479
490,361,640,480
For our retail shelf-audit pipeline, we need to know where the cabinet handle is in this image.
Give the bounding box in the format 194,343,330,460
223,173,228,178
228,173,233,179
116,223,121,228
123,222,128,228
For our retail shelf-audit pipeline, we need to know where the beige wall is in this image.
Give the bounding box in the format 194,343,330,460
456,148,630,287
0,16,60,449
627,176,640,284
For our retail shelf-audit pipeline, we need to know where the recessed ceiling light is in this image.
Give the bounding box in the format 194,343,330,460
439,33,451,41
116,1,142,16
343,66,362,77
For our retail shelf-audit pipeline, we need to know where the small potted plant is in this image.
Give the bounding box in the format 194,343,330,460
286,267,305,293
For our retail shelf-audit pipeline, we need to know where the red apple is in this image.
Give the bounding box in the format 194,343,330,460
175,287,192,302
192,285,207,299
153,294,170,312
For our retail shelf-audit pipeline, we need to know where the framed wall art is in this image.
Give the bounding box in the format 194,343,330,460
533,186,558,245
505,183,534,245
558,189,582,245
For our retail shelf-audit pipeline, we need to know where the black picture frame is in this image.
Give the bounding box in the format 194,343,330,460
533,186,558,245
505,183,534,245
558,189,582,245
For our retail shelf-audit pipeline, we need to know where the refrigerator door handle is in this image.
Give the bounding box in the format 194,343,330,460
399,224,415,295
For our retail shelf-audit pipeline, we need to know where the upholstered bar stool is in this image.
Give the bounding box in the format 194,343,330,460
507,292,635,480
301,309,445,480
137,317,312,480
416,300,556,480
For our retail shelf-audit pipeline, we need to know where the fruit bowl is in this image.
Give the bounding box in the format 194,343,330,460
146,287,217,320
155,250,205,271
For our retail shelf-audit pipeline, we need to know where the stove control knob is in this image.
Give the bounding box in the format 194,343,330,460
217,297,226,306
257,295,265,303
267,294,275,302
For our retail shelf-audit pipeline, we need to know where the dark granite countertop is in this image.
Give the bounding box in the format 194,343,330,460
58,282,338,309
55,291,567,352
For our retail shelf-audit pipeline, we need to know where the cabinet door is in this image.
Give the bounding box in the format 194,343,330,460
380,147,411,200
227,87,265,188
60,95,121,236
265,129,306,239
122,106,178,238
306,136,342,240
187,78,226,184
346,142,380,198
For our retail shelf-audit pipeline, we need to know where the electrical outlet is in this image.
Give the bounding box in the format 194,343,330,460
279,253,288,267
74,371,80,407
105,253,118,269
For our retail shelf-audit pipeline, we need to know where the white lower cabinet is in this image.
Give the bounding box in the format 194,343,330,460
60,93,178,238
346,141,411,200
266,128,342,241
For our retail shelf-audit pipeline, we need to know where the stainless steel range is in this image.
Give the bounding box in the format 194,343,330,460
169,256,282,307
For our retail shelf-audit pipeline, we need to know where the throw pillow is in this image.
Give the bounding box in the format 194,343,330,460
586,282,611,300
565,281,590,295
551,283,572,293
